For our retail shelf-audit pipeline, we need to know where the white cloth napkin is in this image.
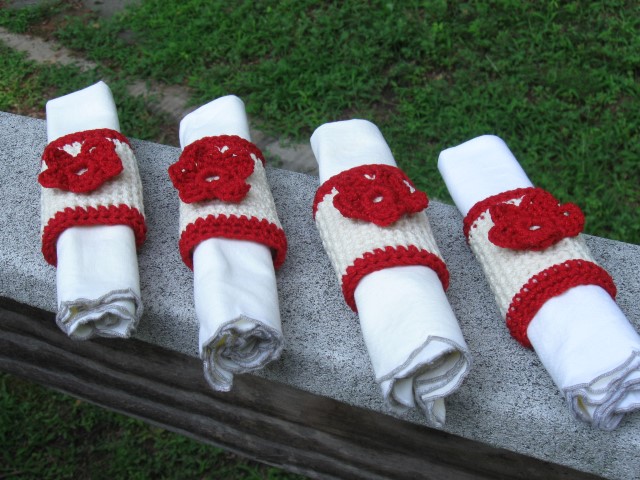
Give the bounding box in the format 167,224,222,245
179,95,283,391
311,119,471,427
46,81,142,339
439,134,640,430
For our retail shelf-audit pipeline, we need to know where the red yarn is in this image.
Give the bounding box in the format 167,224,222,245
44,129,131,150
179,214,287,270
168,135,264,204
488,188,584,250
463,187,537,239
42,205,147,266
506,259,617,348
341,245,449,312
40,129,130,193
313,164,428,226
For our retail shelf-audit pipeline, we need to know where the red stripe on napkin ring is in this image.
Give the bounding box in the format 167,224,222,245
507,259,617,348
313,164,428,226
42,205,147,266
178,214,287,270
341,245,450,312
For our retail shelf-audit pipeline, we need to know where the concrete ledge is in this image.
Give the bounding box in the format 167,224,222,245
1,111,639,479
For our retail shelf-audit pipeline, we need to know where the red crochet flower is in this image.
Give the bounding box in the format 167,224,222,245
488,188,584,251
330,164,428,227
39,130,124,193
168,135,263,204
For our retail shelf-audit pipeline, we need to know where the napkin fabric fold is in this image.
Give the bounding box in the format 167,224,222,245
438,134,640,430
311,119,471,427
172,95,286,391
40,81,146,339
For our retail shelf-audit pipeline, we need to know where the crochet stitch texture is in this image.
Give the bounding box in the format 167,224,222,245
464,187,616,348
171,135,287,269
179,214,286,270
168,135,262,204
313,164,428,226
341,245,449,311
40,129,129,193
314,165,448,312
40,129,146,266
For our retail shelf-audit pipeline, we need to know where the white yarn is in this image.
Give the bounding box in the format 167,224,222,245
315,191,443,281
41,139,145,231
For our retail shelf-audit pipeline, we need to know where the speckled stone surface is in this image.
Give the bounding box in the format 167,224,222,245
1,111,639,480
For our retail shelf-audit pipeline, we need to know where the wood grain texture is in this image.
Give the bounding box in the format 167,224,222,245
0,298,603,480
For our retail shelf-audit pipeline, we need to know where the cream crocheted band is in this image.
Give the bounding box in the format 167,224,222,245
464,187,616,347
168,135,287,269
39,128,146,266
313,164,449,311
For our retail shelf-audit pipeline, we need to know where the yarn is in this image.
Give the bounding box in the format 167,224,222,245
342,245,449,312
464,187,535,239
168,135,263,204
464,187,617,348
169,135,287,270
40,129,129,193
39,129,146,266
506,259,616,348
42,205,146,266
313,164,428,226
178,213,287,270
314,166,447,310
488,188,584,250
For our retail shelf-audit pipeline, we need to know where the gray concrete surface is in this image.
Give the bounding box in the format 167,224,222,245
1,111,639,480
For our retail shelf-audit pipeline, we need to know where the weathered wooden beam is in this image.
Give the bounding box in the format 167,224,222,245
0,298,602,480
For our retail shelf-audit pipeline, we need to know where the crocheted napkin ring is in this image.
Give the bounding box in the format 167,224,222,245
168,135,287,269
39,128,147,266
313,164,449,311
463,187,616,348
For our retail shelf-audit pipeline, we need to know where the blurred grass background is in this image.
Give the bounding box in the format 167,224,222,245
0,374,300,480
1,0,639,478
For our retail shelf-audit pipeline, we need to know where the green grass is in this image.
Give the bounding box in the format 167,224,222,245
48,0,640,244
0,373,303,480
0,0,63,33
0,44,167,142
1,1,639,477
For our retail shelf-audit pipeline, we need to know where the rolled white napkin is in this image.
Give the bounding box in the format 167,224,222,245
178,95,284,391
439,134,640,430
45,81,143,339
311,119,471,427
